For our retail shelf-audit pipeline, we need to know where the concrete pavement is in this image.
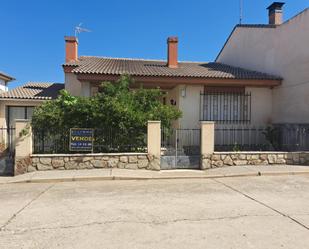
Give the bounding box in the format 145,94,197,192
0,175,309,248
1,165,309,184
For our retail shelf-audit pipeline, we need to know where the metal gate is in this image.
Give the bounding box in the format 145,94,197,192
161,128,201,170
0,127,15,176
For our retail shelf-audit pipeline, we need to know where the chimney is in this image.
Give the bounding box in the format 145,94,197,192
65,36,78,62
267,2,285,25
167,37,178,68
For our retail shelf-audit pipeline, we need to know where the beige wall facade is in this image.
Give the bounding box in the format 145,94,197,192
178,85,203,129
65,73,92,97
0,100,43,128
65,73,82,96
0,99,43,147
217,9,309,123
246,87,272,125
65,75,273,128
165,85,272,129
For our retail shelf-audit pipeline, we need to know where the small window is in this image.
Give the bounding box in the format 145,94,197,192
6,106,35,127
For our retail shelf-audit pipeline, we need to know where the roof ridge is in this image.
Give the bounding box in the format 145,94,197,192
236,24,277,28
79,56,208,64
24,82,63,85
80,56,166,62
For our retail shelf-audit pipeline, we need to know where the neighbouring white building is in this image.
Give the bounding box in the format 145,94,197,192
216,2,309,124
0,72,14,93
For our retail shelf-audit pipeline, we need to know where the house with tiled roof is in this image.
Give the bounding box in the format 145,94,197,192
63,35,282,129
217,2,309,124
6,1,306,132
0,82,64,128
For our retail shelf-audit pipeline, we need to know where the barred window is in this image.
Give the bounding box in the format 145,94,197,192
200,87,251,124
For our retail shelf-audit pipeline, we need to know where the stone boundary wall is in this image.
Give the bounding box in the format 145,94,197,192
28,153,160,172
20,151,309,173
202,152,309,169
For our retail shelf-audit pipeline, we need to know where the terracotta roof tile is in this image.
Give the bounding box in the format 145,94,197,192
0,82,64,100
64,56,282,80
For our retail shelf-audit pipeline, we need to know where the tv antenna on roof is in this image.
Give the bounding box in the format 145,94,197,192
239,0,243,24
74,23,91,37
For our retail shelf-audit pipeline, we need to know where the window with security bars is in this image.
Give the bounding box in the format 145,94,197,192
200,87,251,124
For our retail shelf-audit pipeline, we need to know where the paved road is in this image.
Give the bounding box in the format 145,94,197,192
0,175,309,249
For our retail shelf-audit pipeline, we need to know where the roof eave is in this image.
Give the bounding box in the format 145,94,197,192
0,97,49,101
75,73,282,87
0,73,15,82
63,64,79,73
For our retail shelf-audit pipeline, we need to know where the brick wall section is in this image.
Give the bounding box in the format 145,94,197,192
201,152,309,169
28,153,160,172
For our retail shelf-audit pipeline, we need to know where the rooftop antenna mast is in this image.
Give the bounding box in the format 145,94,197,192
239,0,243,24
74,23,91,37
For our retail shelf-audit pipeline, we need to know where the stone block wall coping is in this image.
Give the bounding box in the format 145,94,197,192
213,151,309,155
147,121,161,123
31,152,148,158
200,121,216,124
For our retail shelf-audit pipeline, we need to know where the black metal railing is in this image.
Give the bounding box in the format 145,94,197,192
33,127,147,154
200,92,251,124
215,126,270,151
0,126,16,155
161,128,201,156
0,127,16,176
274,124,309,151
215,124,309,152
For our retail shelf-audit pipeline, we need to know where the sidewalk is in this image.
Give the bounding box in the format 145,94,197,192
1,165,309,184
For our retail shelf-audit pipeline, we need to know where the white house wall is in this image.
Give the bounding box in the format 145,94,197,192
246,87,272,125
217,9,309,123
178,85,203,129
0,79,8,92
165,85,180,129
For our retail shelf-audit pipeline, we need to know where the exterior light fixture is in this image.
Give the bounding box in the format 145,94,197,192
181,87,186,97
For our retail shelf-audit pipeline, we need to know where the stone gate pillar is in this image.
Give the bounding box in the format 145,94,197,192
200,121,215,169
147,121,161,170
14,119,32,175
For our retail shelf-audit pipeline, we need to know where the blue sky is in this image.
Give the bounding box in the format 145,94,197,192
1,0,308,88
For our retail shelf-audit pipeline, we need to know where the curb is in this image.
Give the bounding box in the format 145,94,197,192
2,170,309,184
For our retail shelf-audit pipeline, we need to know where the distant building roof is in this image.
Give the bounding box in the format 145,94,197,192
0,71,15,82
0,82,64,100
63,56,281,80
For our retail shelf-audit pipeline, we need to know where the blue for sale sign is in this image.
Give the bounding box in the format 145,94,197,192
70,128,94,151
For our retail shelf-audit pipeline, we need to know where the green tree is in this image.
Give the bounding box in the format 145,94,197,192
32,75,181,152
